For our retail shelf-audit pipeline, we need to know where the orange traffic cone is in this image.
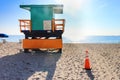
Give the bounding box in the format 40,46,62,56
84,56,91,70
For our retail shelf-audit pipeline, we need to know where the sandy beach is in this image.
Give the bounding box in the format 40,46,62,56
0,42,120,80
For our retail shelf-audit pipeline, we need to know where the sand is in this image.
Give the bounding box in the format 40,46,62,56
0,42,120,80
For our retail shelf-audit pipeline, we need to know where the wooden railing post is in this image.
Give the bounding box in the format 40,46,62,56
52,18,55,32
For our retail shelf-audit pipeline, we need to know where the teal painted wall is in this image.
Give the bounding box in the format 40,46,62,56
31,7,53,30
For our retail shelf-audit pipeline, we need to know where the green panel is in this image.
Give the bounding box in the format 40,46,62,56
31,7,53,30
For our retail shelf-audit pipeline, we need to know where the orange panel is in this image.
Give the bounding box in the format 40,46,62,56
23,39,62,49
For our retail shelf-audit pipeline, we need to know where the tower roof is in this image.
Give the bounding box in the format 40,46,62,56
20,4,63,14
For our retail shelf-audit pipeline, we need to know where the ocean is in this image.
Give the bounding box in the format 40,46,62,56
0,35,120,43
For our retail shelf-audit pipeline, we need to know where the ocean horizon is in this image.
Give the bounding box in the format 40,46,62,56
0,35,120,43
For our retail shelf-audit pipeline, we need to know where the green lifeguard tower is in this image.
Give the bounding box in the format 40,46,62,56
19,4,65,53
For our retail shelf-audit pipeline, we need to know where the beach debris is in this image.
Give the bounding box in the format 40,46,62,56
84,49,91,70
19,49,24,53
19,39,22,44
85,49,88,54
2,39,7,43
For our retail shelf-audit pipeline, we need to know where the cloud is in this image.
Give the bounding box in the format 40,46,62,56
55,0,91,16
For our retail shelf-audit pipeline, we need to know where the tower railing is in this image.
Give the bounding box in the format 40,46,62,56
19,20,31,32
52,18,65,32
19,19,65,32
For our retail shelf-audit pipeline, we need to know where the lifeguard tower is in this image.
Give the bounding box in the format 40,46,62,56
19,4,65,53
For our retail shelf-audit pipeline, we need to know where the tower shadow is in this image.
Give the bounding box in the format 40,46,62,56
0,52,61,80
86,70,94,80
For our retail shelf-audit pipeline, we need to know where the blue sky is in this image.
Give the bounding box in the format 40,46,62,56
0,0,120,41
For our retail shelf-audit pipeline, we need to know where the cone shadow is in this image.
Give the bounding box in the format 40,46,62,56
86,69,94,80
